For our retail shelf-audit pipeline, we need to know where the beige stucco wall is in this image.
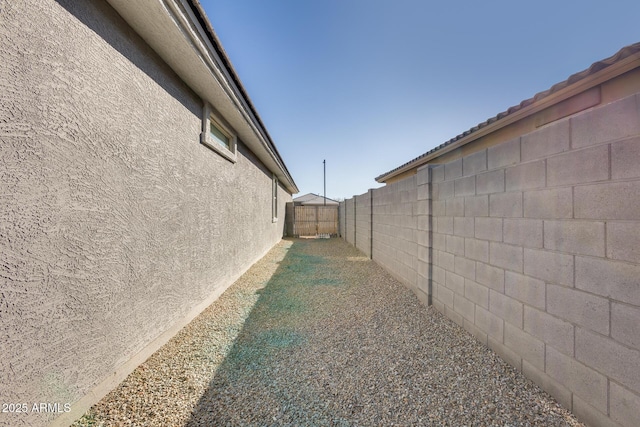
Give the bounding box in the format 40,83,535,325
0,1,291,425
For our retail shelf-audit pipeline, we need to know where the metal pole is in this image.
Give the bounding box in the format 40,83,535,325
323,159,326,206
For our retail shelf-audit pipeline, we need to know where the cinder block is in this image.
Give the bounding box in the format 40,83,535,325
523,248,573,286
476,261,504,292
454,216,474,238
488,137,520,170
524,187,573,219
438,250,454,271
505,271,545,309
547,284,609,335
446,234,465,256
522,360,572,411
612,136,640,179
547,144,609,186
417,184,430,201
433,297,445,314
445,157,463,181
454,293,475,322
454,175,476,197
436,283,454,308
445,270,465,295
571,93,640,148
575,256,640,306
572,395,620,427
521,118,571,161
437,216,453,235
575,179,640,221
610,382,640,427
465,195,489,217
417,228,431,247
505,160,546,191
612,302,640,350
607,222,640,263
524,306,574,356
463,149,487,176
446,197,464,217
417,166,430,185
417,215,430,234
433,264,445,285
465,238,489,263
465,279,489,309
504,322,545,370
490,191,523,217
490,242,523,272
503,218,543,248
433,199,446,216
545,345,608,413
432,164,445,182
576,327,640,393
445,304,464,327
463,318,488,345
489,289,523,328
476,169,505,195
417,258,429,280
543,220,605,256
475,305,504,340
454,255,475,280
418,244,429,262
437,180,454,199
475,217,502,242
488,337,522,371
433,232,446,251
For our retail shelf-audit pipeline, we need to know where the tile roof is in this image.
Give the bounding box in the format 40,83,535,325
375,42,640,182
189,0,298,192
293,193,340,205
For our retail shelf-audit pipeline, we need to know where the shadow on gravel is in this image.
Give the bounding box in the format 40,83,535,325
185,238,352,426
183,238,584,427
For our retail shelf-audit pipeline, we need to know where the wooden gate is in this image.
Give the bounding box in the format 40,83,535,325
286,204,338,237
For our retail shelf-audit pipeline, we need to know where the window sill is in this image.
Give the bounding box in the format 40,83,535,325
200,132,237,163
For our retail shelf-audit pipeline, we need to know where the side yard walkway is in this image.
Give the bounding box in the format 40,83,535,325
74,238,583,426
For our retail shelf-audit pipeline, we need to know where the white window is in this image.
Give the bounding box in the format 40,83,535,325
201,103,237,162
272,174,278,222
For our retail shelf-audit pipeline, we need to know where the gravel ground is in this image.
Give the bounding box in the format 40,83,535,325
73,238,584,426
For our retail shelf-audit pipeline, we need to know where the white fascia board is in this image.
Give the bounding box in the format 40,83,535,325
105,0,298,193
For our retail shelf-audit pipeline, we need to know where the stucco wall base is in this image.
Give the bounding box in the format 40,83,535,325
50,243,275,427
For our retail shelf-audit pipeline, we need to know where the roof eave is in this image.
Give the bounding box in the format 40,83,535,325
104,0,298,193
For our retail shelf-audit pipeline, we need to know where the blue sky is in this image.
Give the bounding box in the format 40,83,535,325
200,0,640,200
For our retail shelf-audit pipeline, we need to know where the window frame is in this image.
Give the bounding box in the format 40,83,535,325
200,103,237,163
272,174,278,223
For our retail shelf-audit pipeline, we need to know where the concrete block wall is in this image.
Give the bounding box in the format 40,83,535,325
340,176,424,299
355,191,372,257
338,197,347,240
372,176,420,293
343,197,356,245
431,93,640,427
340,92,640,427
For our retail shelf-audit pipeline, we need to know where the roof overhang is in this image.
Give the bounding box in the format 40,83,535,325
376,43,640,183
105,0,298,193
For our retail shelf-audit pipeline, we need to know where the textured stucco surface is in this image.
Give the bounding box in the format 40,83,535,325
0,1,291,426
